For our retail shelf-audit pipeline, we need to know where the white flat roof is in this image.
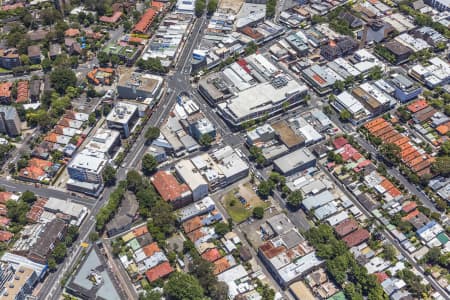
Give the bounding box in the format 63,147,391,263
222,78,307,120
106,102,138,124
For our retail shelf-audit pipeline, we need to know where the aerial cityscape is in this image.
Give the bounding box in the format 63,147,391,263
0,0,449,299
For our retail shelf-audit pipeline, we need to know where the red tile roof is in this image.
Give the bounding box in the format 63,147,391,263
375,272,389,283
0,230,12,242
143,242,161,257
0,192,13,204
133,8,157,33
151,171,191,203
213,256,231,275
334,218,359,237
402,202,417,213
133,225,148,237
182,216,202,233
0,217,10,227
0,82,12,98
342,228,370,248
333,136,348,149
2,3,23,10
99,11,122,23
151,1,165,11
201,248,221,262
65,28,80,37
0,204,7,216
145,262,173,282
402,209,419,221
16,81,29,103
407,99,428,113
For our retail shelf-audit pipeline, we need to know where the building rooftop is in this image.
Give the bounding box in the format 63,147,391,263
106,102,138,124
151,170,191,203
273,148,315,175
175,160,208,191
118,70,163,97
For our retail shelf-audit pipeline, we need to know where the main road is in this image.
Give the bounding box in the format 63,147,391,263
37,14,208,300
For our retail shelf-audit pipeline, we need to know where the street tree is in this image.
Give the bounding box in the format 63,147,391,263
142,154,158,175
126,170,144,193
145,127,160,144
102,165,117,187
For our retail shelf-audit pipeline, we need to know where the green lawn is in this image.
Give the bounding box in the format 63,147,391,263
224,192,251,223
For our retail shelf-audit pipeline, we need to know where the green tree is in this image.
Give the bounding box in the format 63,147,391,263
164,272,204,300
102,165,117,187
258,180,273,198
266,0,276,17
139,290,162,300
20,191,37,204
368,66,383,80
380,143,401,165
432,156,450,176
189,256,228,300
339,109,351,122
382,243,397,261
126,170,144,193
142,154,158,175
214,222,229,237
50,68,77,94
244,41,258,56
48,257,57,271
253,206,265,219
199,133,214,147
194,0,205,17
145,127,160,144
136,58,166,74
207,0,218,14
334,80,345,92
287,190,303,210
52,243,67,263
88,112,97,126
97,51,109,66
20,54,30,66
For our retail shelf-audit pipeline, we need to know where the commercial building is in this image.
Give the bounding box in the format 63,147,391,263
192,146,249,190
177,196,216,222
44,198,88,226
106,102,139,138
151,170,193,209
0,265,39,299
334,91,371,125
175,160,209,201
218,76,308,127
352,82,394,116
383,40,412,64
175,0,195,14
246,124,276,146
117,71,164,100
409,57,450,88
425,0,450,11
302,65,339,95
0,106,21,136
67,151,106,183
320,38,358,61
273,148,316,176
389,74,422,103
85,128,121,158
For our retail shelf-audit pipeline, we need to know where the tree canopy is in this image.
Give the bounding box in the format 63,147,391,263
287,190,303,210
142,154,158,175
102,165,117,187
50,68,77,94
164,272,205,300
